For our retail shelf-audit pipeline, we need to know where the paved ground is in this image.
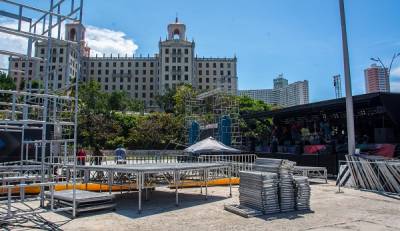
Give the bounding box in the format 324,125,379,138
4,181,400,230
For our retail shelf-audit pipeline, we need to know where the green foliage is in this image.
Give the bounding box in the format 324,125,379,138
0,72,16,90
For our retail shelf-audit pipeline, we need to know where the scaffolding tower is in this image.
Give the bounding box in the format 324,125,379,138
0,0,84,219
333,74,343,99
184,88,242,148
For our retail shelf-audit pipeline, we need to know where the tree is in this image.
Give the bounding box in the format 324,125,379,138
0,72,16,102
238,95,273,151
173,84,197,115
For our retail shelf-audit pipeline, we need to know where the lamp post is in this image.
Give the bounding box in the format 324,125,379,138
339,0,356,155
370,53,400,92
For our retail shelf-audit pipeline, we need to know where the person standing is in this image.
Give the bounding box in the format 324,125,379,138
77,147,87,165
93,146,103,165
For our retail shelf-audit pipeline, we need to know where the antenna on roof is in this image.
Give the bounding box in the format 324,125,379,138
175,12,178,23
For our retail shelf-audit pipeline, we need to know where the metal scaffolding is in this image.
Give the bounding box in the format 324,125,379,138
184,88,242,148
0,0,84,219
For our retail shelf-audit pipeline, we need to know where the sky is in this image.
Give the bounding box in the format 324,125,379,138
1,0,400,102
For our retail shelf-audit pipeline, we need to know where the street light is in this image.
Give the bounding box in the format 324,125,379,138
370,53,400,91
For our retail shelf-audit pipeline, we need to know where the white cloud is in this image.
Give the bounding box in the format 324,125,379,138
0,19,138,70
392,66,400,77
391,81,400,92
86,25,138,57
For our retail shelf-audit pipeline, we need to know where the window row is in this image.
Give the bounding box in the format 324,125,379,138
89,69,155,75
164,74,189,81
198,70,231,76
164,56,189,63
97,76,154,83
86,61,156,68
198,77,232,83
198,62,232,68
164,48,189,55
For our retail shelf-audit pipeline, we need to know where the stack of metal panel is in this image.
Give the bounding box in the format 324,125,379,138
293,176,311,210
279,160,296,212
254,158,283,173
239,171,280,214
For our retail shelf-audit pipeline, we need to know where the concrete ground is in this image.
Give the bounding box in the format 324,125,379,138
4,181,400,231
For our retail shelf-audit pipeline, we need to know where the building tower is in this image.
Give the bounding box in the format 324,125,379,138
364,64,390,93
159,17,195,94
333,74,342,98
273,74,289,89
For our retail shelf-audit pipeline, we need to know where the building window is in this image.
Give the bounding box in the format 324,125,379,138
185,66,188,72
135,70,139,75
220,63,224,68
98,70,101,75
142,93,146,98
142,77,146,82
165,57,169,63
105,77,109,82
106,62,109,67
113,62,116,67
150,70,154,75
150,62,154,67
120,62,124,67
199,70,202,75
106,70,109,75
185,48,188,54
113,77,116,82
220,70,224,75
177,57,181,63
128,69,131,74
90,70,94,75
113,69,117,74
199,78,202,83
91,62,94,67
165,66,169,71
184,75,188,80
198,63,202,68
40,48,45,54
135,77,138,82
97,77,101,82
165,74,169,80
105,85,108,90
112,85,116,90
185,57,188,63
142,70,146,75
165,48,169,54
143,62,146,67
213,70,216,75
150,77,153,82
213,63,216,68
228,70,231,76
206,63,209,68
172,75,176,80
227,63,231,68
98,62,102,67
150,85,153,90
120,70,124,74
206,70,209,75
128,62,132,67
128,85,131,90
172,57,176,63
120,77,123,82
206,78,209,83
142,85,146,90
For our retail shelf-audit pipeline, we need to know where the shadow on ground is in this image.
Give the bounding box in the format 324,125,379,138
72,188,229,219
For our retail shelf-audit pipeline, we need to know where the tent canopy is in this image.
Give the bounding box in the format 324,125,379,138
184,137,241,154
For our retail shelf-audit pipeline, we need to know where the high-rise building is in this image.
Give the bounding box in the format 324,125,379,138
238,75,309,107
9,18,238,110
364,64,390,93
333,74,342,99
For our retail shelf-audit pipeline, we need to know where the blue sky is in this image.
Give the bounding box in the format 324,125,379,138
2,0,400,102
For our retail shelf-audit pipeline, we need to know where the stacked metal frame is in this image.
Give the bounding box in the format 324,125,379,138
344,155,400,195
0,0,84,219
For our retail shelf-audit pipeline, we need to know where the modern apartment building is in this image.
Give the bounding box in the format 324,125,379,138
364,64,390,93
9,18,238,110
238,74,309,108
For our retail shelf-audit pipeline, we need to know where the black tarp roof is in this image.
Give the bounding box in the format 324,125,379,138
242,92,400,126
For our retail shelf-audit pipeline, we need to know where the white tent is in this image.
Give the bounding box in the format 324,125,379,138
184,137,241,154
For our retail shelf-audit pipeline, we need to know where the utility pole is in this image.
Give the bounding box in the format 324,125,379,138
339,0,355,155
